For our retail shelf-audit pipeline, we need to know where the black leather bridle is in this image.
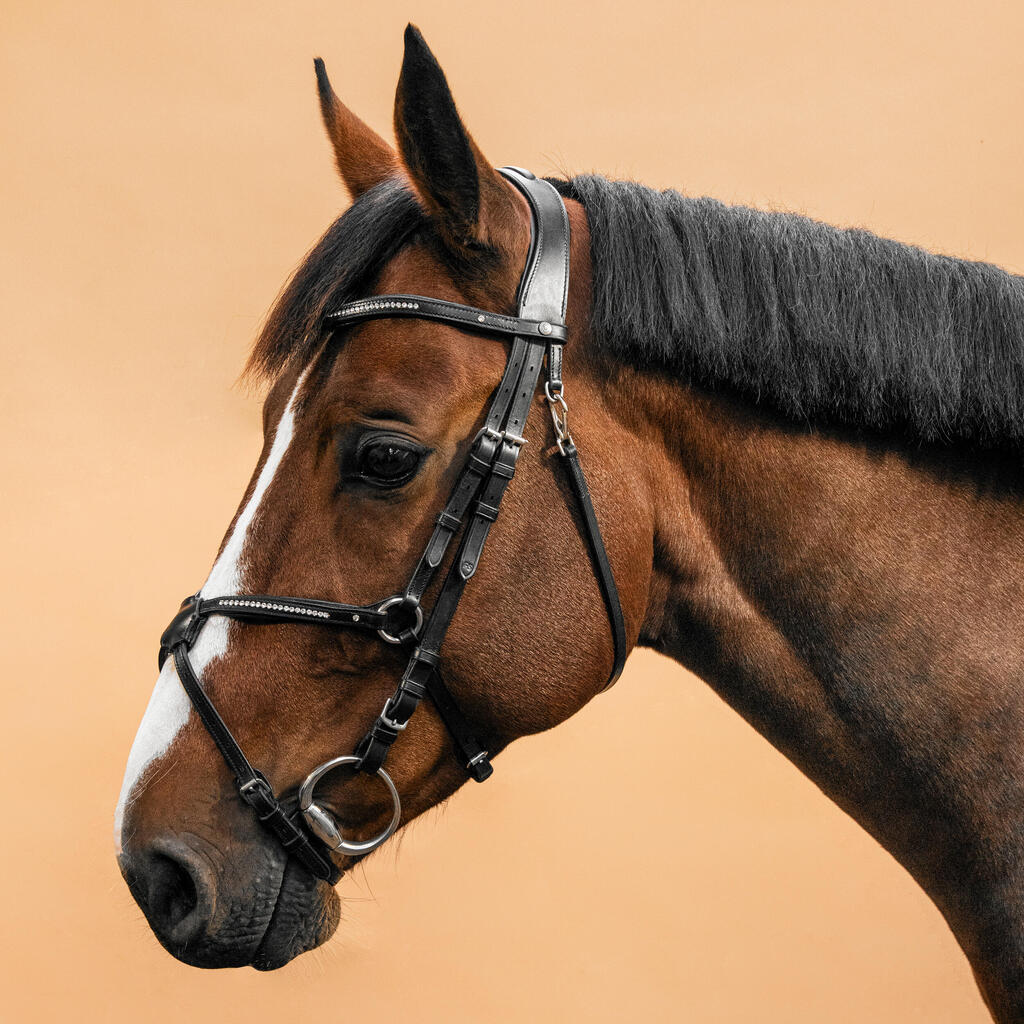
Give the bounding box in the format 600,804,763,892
157,168,627,885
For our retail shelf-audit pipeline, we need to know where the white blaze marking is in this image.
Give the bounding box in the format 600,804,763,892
114,373,308,852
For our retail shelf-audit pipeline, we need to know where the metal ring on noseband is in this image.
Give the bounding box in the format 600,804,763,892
376,595,424,644
298,755,402,857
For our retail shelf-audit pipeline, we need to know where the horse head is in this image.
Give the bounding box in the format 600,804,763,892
115,25,648,969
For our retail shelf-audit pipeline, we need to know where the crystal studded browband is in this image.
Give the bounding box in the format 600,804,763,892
325,293,569,342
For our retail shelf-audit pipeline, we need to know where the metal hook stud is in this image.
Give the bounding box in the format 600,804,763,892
544,380,572,454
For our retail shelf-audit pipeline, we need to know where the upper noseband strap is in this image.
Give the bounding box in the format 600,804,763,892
326,294,567,343
159,594,389,670
198,595,387,628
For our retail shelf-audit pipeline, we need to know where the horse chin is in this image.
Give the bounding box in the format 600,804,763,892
251,858,342,970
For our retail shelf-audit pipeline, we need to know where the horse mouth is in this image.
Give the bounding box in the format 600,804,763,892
251,858,342,970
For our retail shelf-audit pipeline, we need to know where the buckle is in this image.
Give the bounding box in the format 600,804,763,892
474,426,504,444
467,750,493,782
239,777,271,796
378,696,408,733
472,426,527,449
238,775,275,810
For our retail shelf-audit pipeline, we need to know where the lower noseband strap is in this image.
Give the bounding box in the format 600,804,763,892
171,636,340,884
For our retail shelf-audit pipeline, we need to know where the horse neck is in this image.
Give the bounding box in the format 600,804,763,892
615,372,1024,1021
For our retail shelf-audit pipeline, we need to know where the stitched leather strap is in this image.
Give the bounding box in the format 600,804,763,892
558,440,628,688
170,633,340,884
353,168,570,779
326,294,567,342
159,594,389,670
402,338,534,606
425,669,492,780
199,595,387,629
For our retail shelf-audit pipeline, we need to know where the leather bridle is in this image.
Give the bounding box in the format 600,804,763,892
157,168,627,885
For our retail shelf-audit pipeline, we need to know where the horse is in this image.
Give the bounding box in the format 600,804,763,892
115,24,1024,1023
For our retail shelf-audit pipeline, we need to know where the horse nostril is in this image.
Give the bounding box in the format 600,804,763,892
149,853,199,932
120,840,213,950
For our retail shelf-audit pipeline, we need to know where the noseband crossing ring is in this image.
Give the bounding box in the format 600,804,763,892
157,168,627,884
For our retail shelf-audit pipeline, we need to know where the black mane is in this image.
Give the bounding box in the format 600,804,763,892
558,175,1024,448
252,172,1024,449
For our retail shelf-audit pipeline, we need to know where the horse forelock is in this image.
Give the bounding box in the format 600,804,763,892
246,178,426,384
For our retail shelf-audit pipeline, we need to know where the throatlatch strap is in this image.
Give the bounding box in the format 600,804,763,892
557,441,628,688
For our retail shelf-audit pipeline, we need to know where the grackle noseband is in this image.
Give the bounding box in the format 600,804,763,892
158,168,626,885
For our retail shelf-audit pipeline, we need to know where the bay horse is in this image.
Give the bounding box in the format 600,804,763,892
116,24,1024,1022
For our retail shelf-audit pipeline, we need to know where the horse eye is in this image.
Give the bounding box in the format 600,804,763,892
352,434,425,488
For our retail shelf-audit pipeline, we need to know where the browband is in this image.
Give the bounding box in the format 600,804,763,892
326,294,568,343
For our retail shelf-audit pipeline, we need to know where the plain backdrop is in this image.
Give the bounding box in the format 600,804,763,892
5,1,1022,1021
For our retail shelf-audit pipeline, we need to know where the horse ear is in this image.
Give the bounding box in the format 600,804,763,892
394,24,522,254
315,58,398,199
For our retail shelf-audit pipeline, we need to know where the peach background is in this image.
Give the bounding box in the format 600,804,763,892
4,1,1022,1021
